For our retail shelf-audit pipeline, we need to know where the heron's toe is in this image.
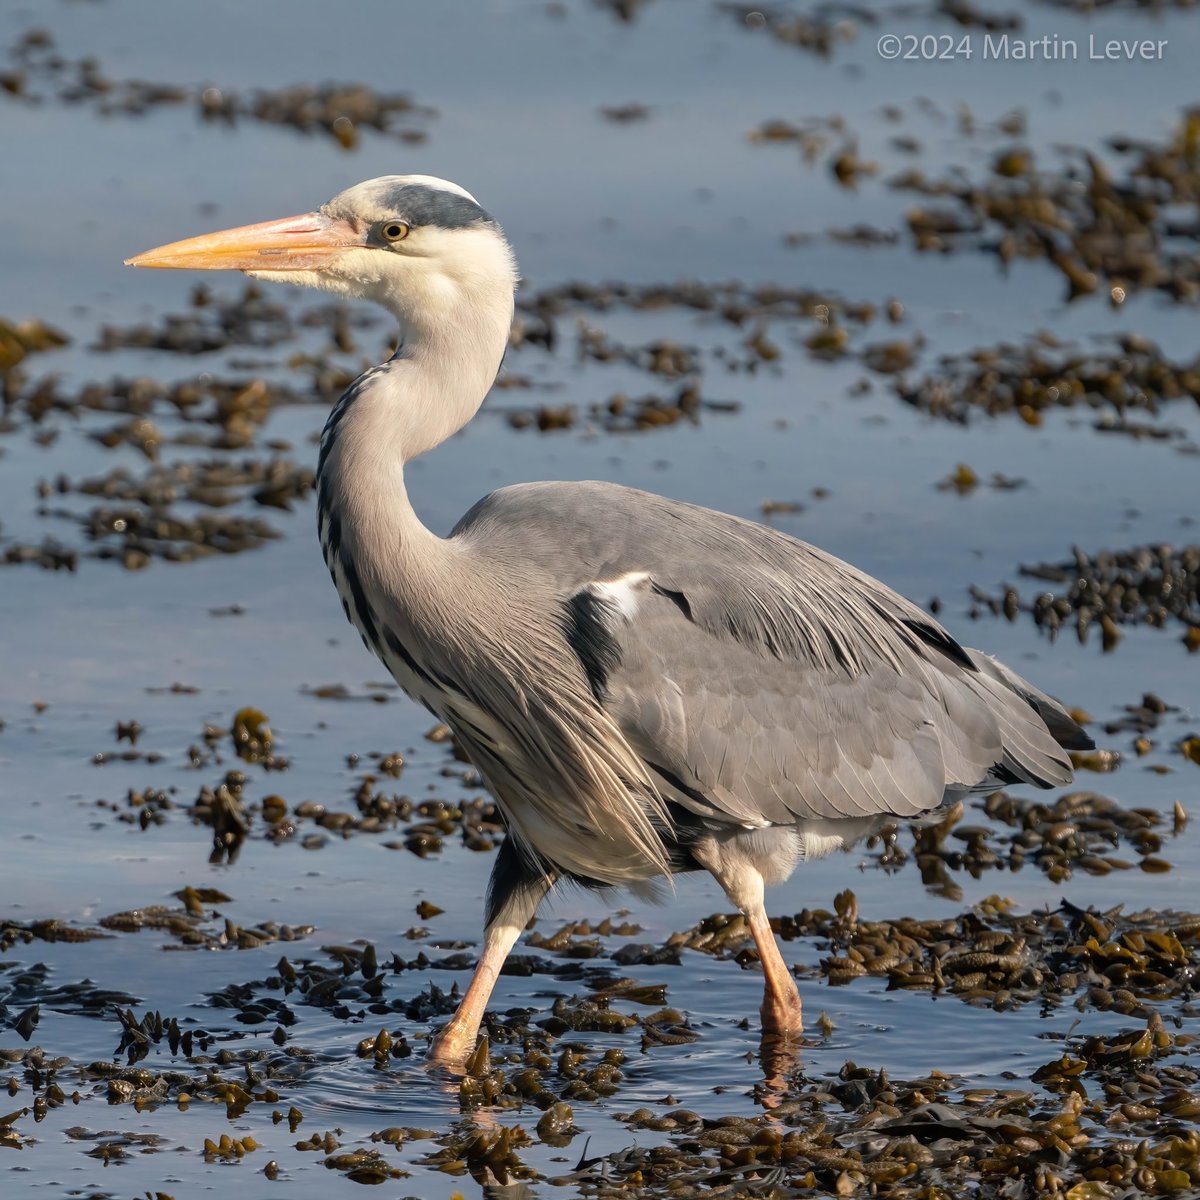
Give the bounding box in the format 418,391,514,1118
425,1023,480,1072
760,993,804,1038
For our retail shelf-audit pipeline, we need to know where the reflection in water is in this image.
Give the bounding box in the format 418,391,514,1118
756,1032,806,1112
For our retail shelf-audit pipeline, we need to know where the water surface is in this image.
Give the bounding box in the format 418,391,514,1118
1,2,1197,1196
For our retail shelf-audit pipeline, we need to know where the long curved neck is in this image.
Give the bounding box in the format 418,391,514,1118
316,275,513,594
355,271,514,463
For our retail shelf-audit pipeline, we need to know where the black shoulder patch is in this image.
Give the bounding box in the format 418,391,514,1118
562,589,623,701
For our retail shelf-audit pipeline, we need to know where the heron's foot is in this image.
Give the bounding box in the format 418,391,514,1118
426,1021,479,1072
760,991,803,1040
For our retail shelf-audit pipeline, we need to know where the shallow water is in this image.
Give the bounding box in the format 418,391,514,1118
1,1,1198,1196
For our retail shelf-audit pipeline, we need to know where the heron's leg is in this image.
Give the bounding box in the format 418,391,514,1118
694,843,803,1038
747,906,803,1036
427,836,555,1068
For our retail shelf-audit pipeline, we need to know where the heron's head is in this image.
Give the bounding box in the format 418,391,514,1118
127,175,518,324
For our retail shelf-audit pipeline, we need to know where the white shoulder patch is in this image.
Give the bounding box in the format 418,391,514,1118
591,571,651,621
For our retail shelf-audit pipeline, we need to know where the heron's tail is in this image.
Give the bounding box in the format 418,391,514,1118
966,649,1095,758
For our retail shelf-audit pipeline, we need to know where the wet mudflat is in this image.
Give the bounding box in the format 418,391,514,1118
1,1,1199,1196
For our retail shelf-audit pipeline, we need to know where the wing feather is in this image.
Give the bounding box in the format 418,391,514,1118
454,480,1090,835
566,563,1080,830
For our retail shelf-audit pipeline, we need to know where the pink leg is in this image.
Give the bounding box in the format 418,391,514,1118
427,922,523,1068
693,843,804,1041
748,907,803,1037
427,858,554,1070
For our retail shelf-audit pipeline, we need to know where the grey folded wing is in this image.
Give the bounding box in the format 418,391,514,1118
563,548,1084,832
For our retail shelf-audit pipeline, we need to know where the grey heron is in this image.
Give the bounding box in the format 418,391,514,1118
127,175,1091,1068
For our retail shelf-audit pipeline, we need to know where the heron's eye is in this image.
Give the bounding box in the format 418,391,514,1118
380,221,410,243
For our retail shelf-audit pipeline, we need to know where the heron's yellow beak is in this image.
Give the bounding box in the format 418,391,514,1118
125,212,362,271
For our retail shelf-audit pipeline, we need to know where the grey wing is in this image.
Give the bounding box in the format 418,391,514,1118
563,556,1085,831
455,479,1088,832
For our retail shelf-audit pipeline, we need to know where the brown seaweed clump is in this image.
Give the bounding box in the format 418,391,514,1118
582,1049,1200,1199
893,110,1200,304
970,544,1200,648
778,893,1200,1019
4,887,1200,1196
896,332,1200,439
1,27,434,147
721,3,870,59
